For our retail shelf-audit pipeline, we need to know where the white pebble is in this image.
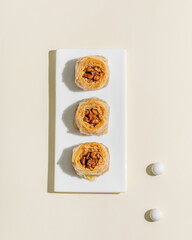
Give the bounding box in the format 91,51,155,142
151,162,164,175
150,209,163,221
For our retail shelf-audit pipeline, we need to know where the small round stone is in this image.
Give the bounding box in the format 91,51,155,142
150,209,163,221
151,162,164,175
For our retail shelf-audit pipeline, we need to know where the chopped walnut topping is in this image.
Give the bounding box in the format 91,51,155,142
80,150,101,169
83,108,100,126
83,66,103,82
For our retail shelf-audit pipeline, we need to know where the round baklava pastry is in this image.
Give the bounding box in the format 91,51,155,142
75,55,110,90
75,97,110,136
72,142,110,181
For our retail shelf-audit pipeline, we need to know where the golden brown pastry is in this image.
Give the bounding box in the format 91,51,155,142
75,55,110,90
75,97,110,136
72,142,110,181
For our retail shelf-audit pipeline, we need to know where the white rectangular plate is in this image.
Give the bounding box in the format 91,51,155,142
54,49,127,193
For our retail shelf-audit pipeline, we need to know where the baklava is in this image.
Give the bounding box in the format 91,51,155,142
75,55,109,90
75,97,110,136
72,142,110,181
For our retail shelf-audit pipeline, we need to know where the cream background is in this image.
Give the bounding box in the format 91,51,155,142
0,0,192,239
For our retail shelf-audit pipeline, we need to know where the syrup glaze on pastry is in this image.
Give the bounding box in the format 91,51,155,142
75,97,110,136
72,142,110,181
75,56,109,90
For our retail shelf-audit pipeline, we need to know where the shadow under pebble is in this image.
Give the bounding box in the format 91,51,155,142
144,209,154,222
146,164,156,176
